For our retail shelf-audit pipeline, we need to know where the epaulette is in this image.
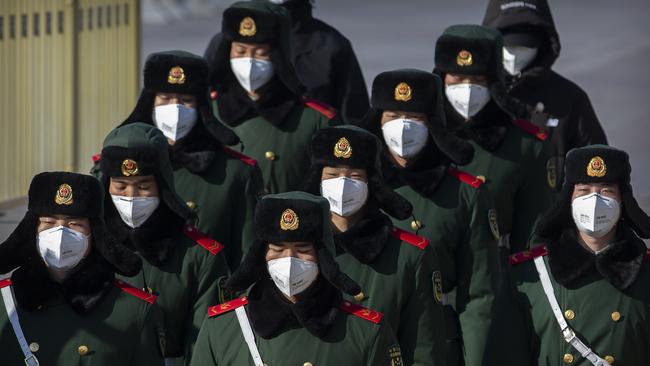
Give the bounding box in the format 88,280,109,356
511,119,548,141
302,97,337,120
91,153,101,164
221,146,258,167
183,225,224,256
0,278,12,288
508,245,548,265
340,300,383,324
391,227,429,250
448,167,485,188
207,296,248,318
114,279,157,304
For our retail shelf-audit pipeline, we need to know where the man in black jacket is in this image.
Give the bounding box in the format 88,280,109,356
482,0,608,192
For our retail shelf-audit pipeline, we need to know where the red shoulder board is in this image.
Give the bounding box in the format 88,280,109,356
340,300,383,324
512,119,548,141
645,249,650,261
391,227,429,250
207,296,248,318
114,279,157,304
448,167,485,188
0,278,12,288
302,97,337,120
221,146,258,167
183,225,224,256
508,245,548,265
91,153,101,164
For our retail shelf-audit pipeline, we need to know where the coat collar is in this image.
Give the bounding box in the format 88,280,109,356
547,224,647,290
383,143,451,198
334,209,393,264
446,101,511,152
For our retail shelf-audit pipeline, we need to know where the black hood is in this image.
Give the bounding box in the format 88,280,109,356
482,0,561,80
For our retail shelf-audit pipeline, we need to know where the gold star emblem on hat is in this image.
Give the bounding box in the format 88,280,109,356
394,82,412,102
121,159,140,177
456,50,473,66
587,156,606,177
280,208,299,231
239,16,257,37
333,137,352,159
167,66,186,85
55,183,73,205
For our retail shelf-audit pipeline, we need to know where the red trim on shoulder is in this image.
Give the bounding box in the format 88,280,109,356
221,146,258,167
645,249,650,261
91,153,101,164
511,119,548,141
391,227,430,250
207,297,248,318
448,167,485,188
114,279,157,304
508,245,548,265
340,301,383,324
301,97,337,120
183,225,224,256
0,278,13,288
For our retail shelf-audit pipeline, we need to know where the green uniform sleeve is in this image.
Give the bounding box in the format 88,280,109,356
457,187,501,366
188,318,219,366
398,248,436,365
367,320,402,366
132,302,166,366
237,165,263,264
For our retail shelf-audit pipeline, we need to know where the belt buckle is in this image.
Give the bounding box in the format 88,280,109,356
24,354,39,366
562,327,576,343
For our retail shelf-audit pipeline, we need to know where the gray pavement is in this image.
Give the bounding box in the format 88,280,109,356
1,0,649,242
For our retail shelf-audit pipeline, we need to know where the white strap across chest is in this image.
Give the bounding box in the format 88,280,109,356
1,285,39,366
235,306,264,366
534,256,611,366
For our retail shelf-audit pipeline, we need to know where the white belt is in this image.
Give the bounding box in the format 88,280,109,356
534,257,611,366
1,285,39,366
235,306,264,366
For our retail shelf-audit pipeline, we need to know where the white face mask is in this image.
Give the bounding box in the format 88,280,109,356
153,104,198,142
445,83,491,119
571,192,621,238
503,46,539,76
267,256,319,297
320,177,368,217
111,195,160,228
230,57,275,93
37,226,90,273
381,118,429,158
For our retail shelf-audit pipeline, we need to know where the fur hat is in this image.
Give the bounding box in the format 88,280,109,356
121,50,239,146
227,191,361,297
0,172,142,276
536,145,650,240
304,125,413,220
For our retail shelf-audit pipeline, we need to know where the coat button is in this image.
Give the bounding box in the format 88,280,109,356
303,363,314,366
265,151,276,161
78,345,89,356
354,292,365,301
186,201,197,210
410,220,422,230
563,353,574,364
564,309,575,320
29,342,39,352
611,311,621,322
604,355,615,364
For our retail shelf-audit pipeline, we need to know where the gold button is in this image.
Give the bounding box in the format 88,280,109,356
563,353,574,363
186,201,197,210
29,342,39,352
604,355,615,364
303,363,314,366
476,175,486,182
354,292,365,301
78,345,89,355
564,309,575,320
265,151,276,160
410,220,422,231
611,311,621,322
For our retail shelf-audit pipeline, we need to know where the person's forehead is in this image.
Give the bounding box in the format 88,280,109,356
323,165,365,173
40,214,87,221
155,92,194,98
111,175,156,183
232,41,270,49
575,182,618,188
269,241,313,248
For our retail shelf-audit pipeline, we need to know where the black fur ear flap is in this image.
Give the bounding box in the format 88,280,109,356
90,220,142,277
316,243,361,297
429,124,475,166
535,183,573,242
367,173,413,220
302,165,323,195
490,82,529,120
621,186,650,239
198,104,241,146
226,239,269,293
161,189,194,222
0,212,38,273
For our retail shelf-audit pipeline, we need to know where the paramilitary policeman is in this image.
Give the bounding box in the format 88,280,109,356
117,50,263,268
190,192,402,366
485,145,650,366
358,69,500,366
434,24,552,254
304,125,436,365
482,0,608,192
205,0,370,124
206,1,341,194
97,123,229,365
0,172,164,365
